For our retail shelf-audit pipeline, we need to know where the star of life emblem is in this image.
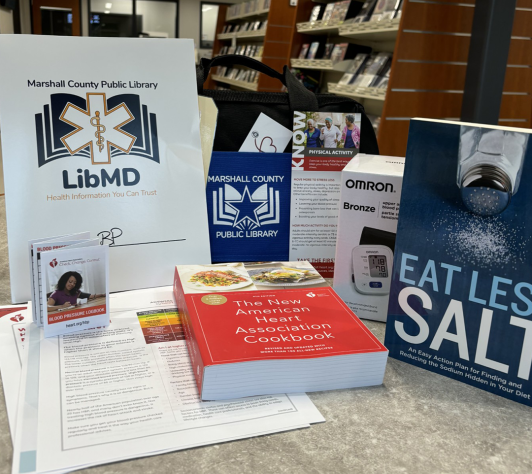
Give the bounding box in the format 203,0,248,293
213,184,281,230
60,93,136,165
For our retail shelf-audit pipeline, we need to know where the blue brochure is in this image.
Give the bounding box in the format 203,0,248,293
206,152,292,262
385,119,532,407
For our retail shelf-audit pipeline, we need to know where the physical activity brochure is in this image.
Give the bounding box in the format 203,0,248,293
289,111,361,277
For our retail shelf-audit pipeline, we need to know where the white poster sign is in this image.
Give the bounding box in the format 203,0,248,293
0,36,211,303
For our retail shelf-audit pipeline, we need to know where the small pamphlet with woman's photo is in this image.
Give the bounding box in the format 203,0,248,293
33,235,110,337
292,111,361,160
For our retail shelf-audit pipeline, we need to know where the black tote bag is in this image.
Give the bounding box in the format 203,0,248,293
197,54,380,154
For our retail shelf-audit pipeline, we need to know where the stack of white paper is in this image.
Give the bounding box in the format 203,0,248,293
0,288,324,474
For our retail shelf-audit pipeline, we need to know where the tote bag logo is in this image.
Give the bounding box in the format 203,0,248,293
213,184,280,230
35,92,159,167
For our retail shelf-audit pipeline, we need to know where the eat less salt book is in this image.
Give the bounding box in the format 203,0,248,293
384,119,532,407
173,261,387,400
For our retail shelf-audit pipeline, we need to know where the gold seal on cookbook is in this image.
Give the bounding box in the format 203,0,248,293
201,294,228,306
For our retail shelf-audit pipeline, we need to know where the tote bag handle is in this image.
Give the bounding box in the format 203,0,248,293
197,54,319,112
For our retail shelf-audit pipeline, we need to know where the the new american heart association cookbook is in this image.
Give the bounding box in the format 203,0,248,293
173,261,388,400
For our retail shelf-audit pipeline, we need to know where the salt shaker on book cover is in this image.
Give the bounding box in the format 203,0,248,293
457,126,527,216
173,261,388,401
384,118,532,408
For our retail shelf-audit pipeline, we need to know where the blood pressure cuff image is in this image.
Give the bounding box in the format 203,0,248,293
359,226,396,252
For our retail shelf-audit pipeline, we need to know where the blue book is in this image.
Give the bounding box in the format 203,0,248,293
384,119,532,406
206,151,292,263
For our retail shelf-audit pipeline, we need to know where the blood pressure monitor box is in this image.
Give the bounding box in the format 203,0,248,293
333,154,404,322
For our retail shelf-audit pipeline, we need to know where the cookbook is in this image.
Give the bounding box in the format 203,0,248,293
174,261,388,400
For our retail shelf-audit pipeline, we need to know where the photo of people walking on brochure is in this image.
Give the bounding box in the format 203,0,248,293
303,112,361,150
293,111,361,160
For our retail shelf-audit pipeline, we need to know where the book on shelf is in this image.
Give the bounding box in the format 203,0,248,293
322,3,336,23
330,43,348,63
299,44,310,59
349,0,378,23
307,42,323,60
372,59,392,88
370,0,402,22
331,0,361,24
333,43,372,65
373,77,389,89
380,0,402,20
323,43,334,60
338,53,370,85
384,118,532,408
309,5,323,22
350,53,376,86
352,52,391,87
174,261,388,400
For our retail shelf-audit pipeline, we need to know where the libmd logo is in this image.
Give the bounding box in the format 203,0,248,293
60,93,135,165
35,92,160,189
213,184,281,238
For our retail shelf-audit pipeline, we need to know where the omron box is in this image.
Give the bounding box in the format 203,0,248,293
333,154,404,322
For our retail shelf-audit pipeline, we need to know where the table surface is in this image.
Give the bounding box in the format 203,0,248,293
1,195,532,474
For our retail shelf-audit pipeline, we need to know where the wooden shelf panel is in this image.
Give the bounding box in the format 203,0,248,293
396,31,531,65
383,91,530,121
212,75,258,91
391,61,530,92
401,1,474,34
